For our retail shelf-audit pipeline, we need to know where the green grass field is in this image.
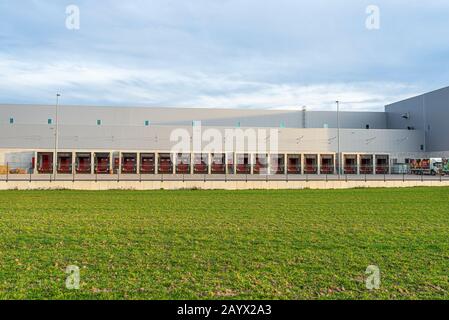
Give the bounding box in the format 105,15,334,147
0,188,448,300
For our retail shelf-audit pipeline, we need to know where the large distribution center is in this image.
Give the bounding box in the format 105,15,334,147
0,86,448,176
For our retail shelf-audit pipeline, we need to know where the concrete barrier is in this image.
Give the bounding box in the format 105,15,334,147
1,180,449,190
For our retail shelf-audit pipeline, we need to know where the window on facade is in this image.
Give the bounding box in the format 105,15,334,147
366,124,370,129
144,120,150,127
48,119,53,125
192,120,201,127
280,121,286,128
236,121,241,128
9,117,14,124
323,123,329,129
97,120,102,126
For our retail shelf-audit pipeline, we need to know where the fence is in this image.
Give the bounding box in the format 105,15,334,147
1,161,449,183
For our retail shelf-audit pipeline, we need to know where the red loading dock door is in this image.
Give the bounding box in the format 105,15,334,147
122,154,137,174
158,154,173,174
57,154,72,174
76,154,91,174
236,155,250,174
360,156,373,174
287,155,301,174
253,155,268,174
176,154,191,174
376,156,389,174
194,155,208,174
95,155,110,174
38,153,53,174
211,154,225,174
304,156,318,174
140,154,155,174
344,156,357,174
320,156,334,174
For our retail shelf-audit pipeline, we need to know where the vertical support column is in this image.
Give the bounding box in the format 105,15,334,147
173,153,176,174
190,153,194,175
53,151,57,176
373,155,376,175
300,154,305,175
90,152,94,174
340,153,343,175
337,152,341,176
155,152,159,174
357,154,361,175
267,153,271,175
317,153,321,175
284,153,288,175
71,151,75,175
250,154,254,175
225,153,228,175
208,153,212,175
334,153,337,174
233,153,237,175
136,152,140,175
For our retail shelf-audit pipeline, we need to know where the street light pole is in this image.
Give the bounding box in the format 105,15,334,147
336,100,341,178
53,93,61,180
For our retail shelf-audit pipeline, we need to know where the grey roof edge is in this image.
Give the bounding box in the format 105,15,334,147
385,85,449,108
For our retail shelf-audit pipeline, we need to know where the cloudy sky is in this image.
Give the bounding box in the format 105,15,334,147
1,0,449,111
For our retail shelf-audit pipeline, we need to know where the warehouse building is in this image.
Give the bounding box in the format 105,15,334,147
0,86,448,176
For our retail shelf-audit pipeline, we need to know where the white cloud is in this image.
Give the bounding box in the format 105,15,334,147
1,1,448,108
0,55,420,110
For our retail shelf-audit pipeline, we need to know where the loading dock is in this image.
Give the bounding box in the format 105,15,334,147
57,152,72,174
140,153,155,174
193,154,208,174
320,154,334,174
158,153,173,174
75,153,92,174
176,153,191,174
236,154,251,174
37,152,53,174
287,154,301,174
344,154,358,174
121,153,137,174
94,153,110,174
304,154,318,174
375,155,390,174
253,154,268,174
270,154,285,174
360,155,374,174
211,153,226,174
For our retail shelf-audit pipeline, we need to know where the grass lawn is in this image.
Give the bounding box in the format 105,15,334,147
0,187,448,300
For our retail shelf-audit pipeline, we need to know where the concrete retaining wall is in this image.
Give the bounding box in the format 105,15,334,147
1,180,449,190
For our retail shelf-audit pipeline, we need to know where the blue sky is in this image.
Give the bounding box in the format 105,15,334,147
1,0,449,111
